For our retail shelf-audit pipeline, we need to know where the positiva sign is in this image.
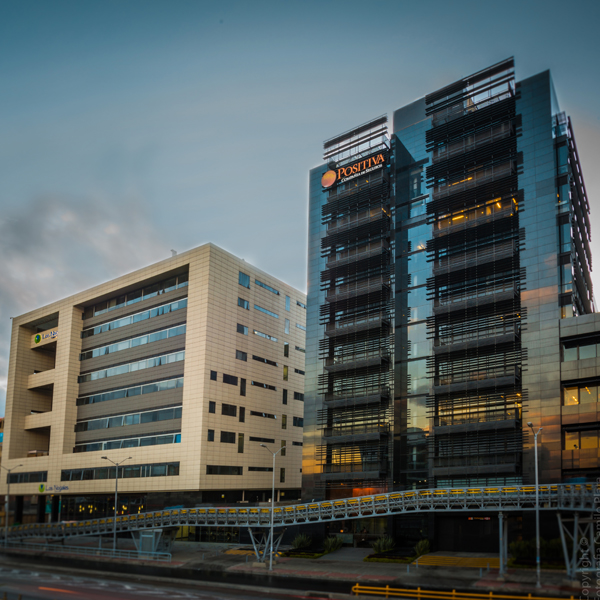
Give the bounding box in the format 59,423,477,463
32,328,58,347
321,153,386,188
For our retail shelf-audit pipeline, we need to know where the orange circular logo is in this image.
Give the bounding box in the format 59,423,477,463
321,170,337,188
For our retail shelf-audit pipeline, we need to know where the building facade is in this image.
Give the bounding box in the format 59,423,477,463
304,58,595,548
1,243,306,530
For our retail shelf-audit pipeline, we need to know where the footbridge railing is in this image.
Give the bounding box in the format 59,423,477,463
4,483,596,542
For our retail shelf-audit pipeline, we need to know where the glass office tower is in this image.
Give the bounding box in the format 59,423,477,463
304,58,595,547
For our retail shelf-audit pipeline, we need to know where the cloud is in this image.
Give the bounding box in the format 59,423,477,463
0,193,169,416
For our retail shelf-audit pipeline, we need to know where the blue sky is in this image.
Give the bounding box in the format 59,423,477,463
1,0,600,414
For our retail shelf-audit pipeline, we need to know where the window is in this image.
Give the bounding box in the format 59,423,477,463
281,440,286,457
207,429,214,442
283,366,288,381
282,414,287,429
285,319,290,334
62,463,179,481
7,471,47,484
220,431,236,444
292,441,303,446
256,280,279,295
80,324,187,361
206,465,242,475
239,271,250,288
77,351,185,383
223,374,238,386
77,376,184,406
251,381,276,391
238,433,244,454
280,468,285,483
250,411,276,419
237,324,249,335
282,389,288,405
248,467,273,472
239,406,245,422
562,337,600,362
253,355,278,367
254,305,279,319
236,350,247,361
74,432,181,452
76,406,182,432
563,385,598,405
293,392,304,401
210,370,217,381
222,403,237,417
296,323,306,331
285,296,290,311
293,417,304,427
209,401,216,414
254,329,277,342
82,274,189,320
249,436,275,443
238,297,250,310
240,378,246,396
294,368,305,375
297,301,306,309
284,343,289,357
295,346,305,353
563,428,600,450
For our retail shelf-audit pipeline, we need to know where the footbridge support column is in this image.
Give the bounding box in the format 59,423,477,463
557,512,597,580
248,527,285,564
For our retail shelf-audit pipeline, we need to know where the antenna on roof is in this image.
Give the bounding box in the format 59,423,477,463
171,250,177,256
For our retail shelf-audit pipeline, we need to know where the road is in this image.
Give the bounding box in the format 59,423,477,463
0,562,343,600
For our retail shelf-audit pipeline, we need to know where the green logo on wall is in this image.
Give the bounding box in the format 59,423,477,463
34,334,41,344
38,484,45,493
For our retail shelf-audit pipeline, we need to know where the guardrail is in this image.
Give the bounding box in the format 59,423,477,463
0,541,171,562
351,585,576,599
4,483,596,541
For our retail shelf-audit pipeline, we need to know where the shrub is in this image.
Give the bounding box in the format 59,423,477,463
371,535,396,554
413,539,430,558
323,536,344,554
509,538,568,563
291,533,312,550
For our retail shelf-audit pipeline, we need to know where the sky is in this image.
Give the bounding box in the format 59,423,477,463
1,0,600,416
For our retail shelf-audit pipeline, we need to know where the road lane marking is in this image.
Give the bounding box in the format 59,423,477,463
39,587,78,594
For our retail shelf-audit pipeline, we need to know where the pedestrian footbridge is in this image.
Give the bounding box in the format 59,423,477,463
5,483,596,542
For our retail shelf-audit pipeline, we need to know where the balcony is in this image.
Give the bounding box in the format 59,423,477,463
326,278,390,303
324,352,390,373
434,323,519,354
433,283,518,314
325,313,390,338
431,452,520,477
432,241,517,276
326,209,388,236
27,369,55,391
433,365,521,394
326,240,389,270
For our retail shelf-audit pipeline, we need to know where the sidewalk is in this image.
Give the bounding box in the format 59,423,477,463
2,539,589,598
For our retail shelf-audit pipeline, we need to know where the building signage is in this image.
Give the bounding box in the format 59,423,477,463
321,153,386,188
38,484,69,493
33,329,58,346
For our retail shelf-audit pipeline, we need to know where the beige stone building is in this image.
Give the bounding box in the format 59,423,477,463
1,244,306,530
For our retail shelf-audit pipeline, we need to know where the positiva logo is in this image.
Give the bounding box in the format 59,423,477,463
321,170,337,188
34,334,41,344
38,484,45,493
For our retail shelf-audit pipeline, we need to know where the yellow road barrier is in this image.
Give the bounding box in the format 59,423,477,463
351,585,575,600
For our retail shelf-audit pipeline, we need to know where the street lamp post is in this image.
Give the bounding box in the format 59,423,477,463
101,456,132,552
1,464,23,548
260,444,284,571
527,422,543,589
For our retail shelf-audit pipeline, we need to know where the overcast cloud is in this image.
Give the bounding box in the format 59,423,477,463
1,0,600,415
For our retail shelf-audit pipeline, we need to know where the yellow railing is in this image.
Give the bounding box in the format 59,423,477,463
351,585,575,600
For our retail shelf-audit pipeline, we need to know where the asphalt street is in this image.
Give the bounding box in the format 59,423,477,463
0,563,343,600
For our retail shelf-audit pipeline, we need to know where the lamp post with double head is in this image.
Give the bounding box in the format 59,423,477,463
260,443,284,571
527,422,542,589
101,456,132,552
1,464,23,547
